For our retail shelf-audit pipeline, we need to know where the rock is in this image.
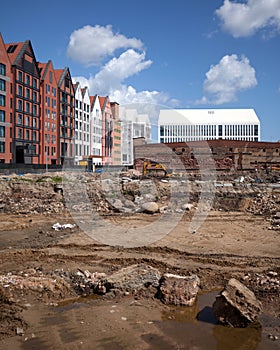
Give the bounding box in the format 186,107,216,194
212,278,262,327
181,203,194,211
158,273,200,306
106,264,161,293
141,202,159,214
274,212,280,219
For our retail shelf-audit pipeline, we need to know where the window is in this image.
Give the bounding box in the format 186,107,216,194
33,118,37,128
0,64,6,76
0,95,5,107
17,85,23,96
49,71,53,84
26,102,30,113
26,88,30,99
18,128,22,139
18,71,23,82
218,125,223,137
17,114,22,124
25,116,30,126
254,125,258,137
32,131,36,141
52,87,56,97
0,110,5,122
0,79,6,91
7,44,17,53
0,141,4,153
26,130,30,140
26,75,30,86
33,105,37,116
33,91,37,101
33,78,37,89
0,126,5,137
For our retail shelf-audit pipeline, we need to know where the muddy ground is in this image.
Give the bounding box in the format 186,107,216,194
0,205,279,349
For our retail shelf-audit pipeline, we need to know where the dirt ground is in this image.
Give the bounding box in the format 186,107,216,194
0,209,279,350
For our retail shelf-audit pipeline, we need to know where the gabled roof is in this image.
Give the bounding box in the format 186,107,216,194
38,60,57,85
90,95,96,106
5,39,41,77
0,33,11,66
73,81,80,93
98,96,109,112
54,68,68,88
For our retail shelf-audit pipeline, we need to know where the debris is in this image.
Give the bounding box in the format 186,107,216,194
158,273,200,306
212,278,262,327
52,222,76,231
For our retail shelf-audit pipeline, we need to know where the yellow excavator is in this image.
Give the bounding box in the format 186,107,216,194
142,160,172,178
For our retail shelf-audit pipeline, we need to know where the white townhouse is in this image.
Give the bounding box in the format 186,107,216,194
74,83,91,165
120,107,152,166
158,109,261,143
89,95,102,166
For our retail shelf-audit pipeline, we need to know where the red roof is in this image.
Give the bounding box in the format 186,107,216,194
54,69,64,83
5,41,25,64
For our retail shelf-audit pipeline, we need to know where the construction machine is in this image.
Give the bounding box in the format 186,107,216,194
142,160,172,178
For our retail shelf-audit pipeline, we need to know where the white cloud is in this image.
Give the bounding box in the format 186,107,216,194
67,25,143,66
72,49,170,106
216,0,280,38
196,54,257,105
92,49,152,93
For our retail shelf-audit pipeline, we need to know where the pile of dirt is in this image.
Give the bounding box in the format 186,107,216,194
0,286,26,339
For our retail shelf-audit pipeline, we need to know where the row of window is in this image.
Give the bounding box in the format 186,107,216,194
75,144,90,157
45,84,56,97
75,100,90,113
17,128,37,140
17,71,38,89
44,134,56,144
44,145,56,157
160,124,259,139
17,85,38,101
17,114,37,127
45,96,56,108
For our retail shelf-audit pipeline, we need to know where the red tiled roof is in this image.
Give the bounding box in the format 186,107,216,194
5,41,25,64
54,69,64,83
90,96,96,105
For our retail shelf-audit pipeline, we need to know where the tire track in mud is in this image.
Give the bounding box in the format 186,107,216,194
0,244,279,276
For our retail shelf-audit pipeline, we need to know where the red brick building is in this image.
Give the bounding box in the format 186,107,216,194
54,68,75,165
38,60,58,165
6,39,41,164
0,33,12,163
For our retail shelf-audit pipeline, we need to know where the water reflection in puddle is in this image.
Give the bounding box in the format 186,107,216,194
146,291,279,350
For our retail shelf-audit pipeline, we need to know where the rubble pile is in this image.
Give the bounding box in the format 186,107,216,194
0,269,72,300
0,173,279,217
246,192,279,216
0,178,65,215
242,271,280,296
69,270,107,296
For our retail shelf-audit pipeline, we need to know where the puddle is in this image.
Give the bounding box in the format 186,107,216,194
145,291,279,350
55,294,101,311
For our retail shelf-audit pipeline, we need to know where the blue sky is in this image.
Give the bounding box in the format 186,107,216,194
1,0,280,141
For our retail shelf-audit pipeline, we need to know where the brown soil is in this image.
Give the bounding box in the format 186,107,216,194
0,210,279,349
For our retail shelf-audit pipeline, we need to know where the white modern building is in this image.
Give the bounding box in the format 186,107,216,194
158,109,260,143
120,107,152,165
74,83,91,165
89,95,102,166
